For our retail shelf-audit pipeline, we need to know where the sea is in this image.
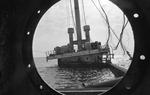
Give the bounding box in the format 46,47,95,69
34,57,131,90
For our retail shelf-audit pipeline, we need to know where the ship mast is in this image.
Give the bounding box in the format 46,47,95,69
74,0,82,51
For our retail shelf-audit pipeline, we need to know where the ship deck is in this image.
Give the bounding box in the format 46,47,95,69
47,49,109,60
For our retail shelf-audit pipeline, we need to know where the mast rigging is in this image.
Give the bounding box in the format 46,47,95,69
69,0,76,29
90,0,132,59
81,0,87,25
74,0,83,51
98,0,111,45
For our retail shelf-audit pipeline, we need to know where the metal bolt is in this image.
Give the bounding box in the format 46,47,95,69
28,64,31,68
27,31,30,35
133,13,139,18
40,85,43,90
125,83,132,90
125,85,132,90
140,55,146,60
37,10,41,14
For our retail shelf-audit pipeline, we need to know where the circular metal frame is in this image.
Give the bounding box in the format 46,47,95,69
21,0,149,95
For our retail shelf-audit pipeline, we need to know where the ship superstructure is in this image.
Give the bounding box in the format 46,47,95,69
46,0,113,67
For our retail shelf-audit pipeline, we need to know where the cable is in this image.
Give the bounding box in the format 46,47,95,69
98,0,132,59
115,14,129,51
91,0,106,21
91,0,124,48
81,0,87,25
90,0,123,45
113,14,133,59
69,0,78,40
91,0,113,45
65,0,70,27
69,0,76,29
98,0,111,45
91,0,132,59
90,0,109,45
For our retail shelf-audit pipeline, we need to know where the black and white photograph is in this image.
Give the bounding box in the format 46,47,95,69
0,0,150,95
33,0,134,94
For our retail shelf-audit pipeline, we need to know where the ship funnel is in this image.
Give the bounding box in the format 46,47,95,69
84,25,90,42
68,28,74,50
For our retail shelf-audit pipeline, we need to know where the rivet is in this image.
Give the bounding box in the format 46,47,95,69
37,10,41,14
40,85,43,90
140,55,146,60
27,31,30,35
28,64,31,68
125,86,132,90
133,13,139,18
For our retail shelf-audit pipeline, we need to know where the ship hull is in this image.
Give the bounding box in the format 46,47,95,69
58,54,111,68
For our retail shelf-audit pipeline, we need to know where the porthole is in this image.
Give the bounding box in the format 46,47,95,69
32,0,135,94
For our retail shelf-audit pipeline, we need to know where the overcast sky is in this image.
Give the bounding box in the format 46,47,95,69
33,0,134,58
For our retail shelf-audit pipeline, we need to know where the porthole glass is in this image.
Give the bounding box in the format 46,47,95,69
33,0,134,94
